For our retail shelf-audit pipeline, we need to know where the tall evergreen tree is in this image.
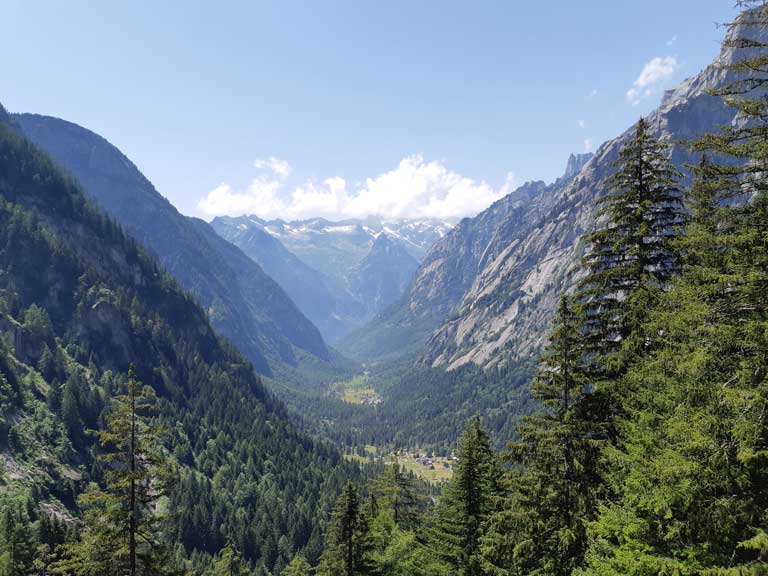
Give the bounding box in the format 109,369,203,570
0,504,35,576
283,555,312,576
210,545,249,576
60,380,82,449
581,4,768,573
481,297,603,576
369,463,422,530
426,419,501,576
51,367,177,576
578,117,683,360
317,482,375,576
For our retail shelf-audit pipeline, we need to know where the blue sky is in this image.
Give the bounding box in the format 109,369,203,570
1,1,736,220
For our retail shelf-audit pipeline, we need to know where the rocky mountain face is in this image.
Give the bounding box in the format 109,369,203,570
14,114,335,378
339,178,551,361
212,215,446,342
345,16,753,370
251,216,450,267
354,233,419,317
209,216,351,342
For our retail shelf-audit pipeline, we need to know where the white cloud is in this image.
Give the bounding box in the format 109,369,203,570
253,156,292,179
626,56,678,106
584,139,593,153
578,119,586,129
666,34,678,46
198,155,517,221
585,88,598,101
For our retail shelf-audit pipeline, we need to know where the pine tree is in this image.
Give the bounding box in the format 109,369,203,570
0,504,35,576
578,117,683,360
581,5,768,573
47,378,63,416
369,463,422,529
51,367,178,576
60,379,82,449
38,344,57,383
283,554,312,576
317,482,375,576
210,545,248,576
426,419,501,576
481,297,603,576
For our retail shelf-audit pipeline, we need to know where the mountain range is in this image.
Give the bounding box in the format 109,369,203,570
4,5,754,446
13,114,346,382
3,5,765,574
342,17,753,377
212,215,448,342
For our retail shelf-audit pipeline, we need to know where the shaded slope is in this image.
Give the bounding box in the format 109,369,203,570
14,114,331,376
0,110,356,570
354,233,419,317
213,215,444,342
211,216,352,342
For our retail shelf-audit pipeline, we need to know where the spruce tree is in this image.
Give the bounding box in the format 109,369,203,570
210,545,249,576
426,419,501,576
60,381,82,449
317,482,375,576
581,5,768,573
578,117,683,360
283,555,312,576
369,463,422,529
481,297,602,576
51,367,178,576
0,504,35,576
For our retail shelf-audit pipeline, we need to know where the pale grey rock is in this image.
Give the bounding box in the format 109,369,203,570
347,12,763,370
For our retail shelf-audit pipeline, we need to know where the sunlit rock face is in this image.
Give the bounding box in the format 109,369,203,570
349,14,757,370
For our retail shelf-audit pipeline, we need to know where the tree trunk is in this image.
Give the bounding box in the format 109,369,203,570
130,378,137,576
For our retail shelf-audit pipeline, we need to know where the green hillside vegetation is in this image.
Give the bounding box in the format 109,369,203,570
277,357,535,454
0,112,359,574
310,5,768,574
3,3,768,575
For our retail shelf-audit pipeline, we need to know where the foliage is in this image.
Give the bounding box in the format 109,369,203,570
317,482,376,576
51,367,178,575
369,462,424,529
578,116,683,360
424,419,502,576
578,5,768,573
0,111,360,574
282,554,312,576
481,298,604,576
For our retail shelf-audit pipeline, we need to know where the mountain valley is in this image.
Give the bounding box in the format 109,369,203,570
212,215,449,342
3,4,768,575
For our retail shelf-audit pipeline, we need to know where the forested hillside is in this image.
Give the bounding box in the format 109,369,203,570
306,5,768,574
14,114,344,382
3,2,768,576
0,107,358,574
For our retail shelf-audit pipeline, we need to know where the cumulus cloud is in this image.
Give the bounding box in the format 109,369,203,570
254,156,292,179
198,155,517,221
626,56,678,106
